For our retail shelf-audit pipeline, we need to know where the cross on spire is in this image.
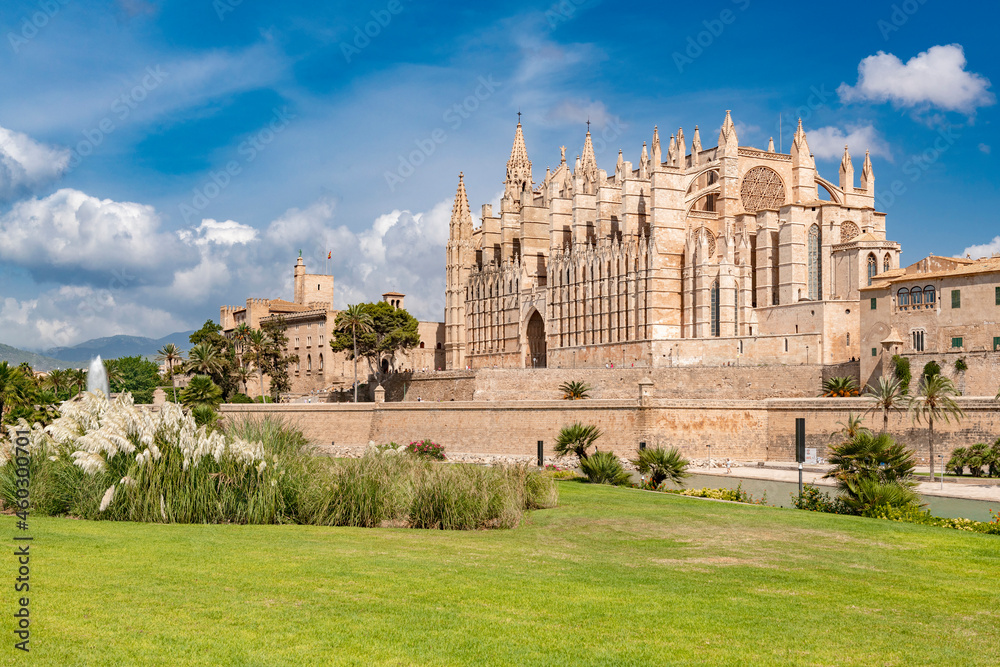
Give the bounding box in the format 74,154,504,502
517,109,521,123
586,117,591,132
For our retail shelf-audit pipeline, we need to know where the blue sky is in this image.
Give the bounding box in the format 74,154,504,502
0,0,997,350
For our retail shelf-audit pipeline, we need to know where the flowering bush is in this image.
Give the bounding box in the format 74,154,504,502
663,483,768,505
863,504,1000,535
406,439,446,460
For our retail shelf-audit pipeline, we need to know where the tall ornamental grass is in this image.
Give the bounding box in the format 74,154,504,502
0,392,557,530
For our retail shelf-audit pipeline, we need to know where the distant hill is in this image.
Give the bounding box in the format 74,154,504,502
42,330,196,362
0,343,83,371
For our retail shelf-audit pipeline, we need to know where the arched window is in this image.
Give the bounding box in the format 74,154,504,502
898,288,909,307
924,285,935,305
911,286,923,305
808,225,822,300
419,341,425,348
867,254,877,286
307,354,312,372
883,254,891,273
318,354,324,371
710,280,720,337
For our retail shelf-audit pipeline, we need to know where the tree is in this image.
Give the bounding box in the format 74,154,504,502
908,374,964,482
246,329,268,399
332,304,375,402
156,343,185,402
108,356,162,404
0,362,37,424
554,422,602,459
821,376,859,397
185,342,224,378
180,375,223,410
258,318,298,402
632,446,689,487
44,368,71,396
189,319,224,348
559,380,592,400
863,377,906,433
102,358,122,389
232,364,253,396
832,413,869,442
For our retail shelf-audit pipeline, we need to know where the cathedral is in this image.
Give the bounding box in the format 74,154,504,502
444,111,901,370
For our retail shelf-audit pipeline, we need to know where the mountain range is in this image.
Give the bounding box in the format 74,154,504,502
0,343,85,371
41,331,196,362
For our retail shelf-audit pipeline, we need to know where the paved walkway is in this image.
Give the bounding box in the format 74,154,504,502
694,465,1000,503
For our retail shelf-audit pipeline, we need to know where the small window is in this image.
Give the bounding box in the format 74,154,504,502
898,288,909,307
870,297,877,310
951,337,963,349
951,289,961,308
925,285,936,305
846,333,850,346
784,339,788,352
996,286,1000,306
912,330,925,352
994,336,1000,351
419,342,425,348
871,347,877,357
436,342,443,350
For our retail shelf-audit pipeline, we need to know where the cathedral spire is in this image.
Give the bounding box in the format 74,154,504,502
718,109,738,148
668,134,676,166
861,149,874,193
676,127,686,168
505,119,532,202
691,125,702,165
651,126,661,170
639,142,649,179
615,149,624,184
839,144,854,191
450,172,473,240
793,117,808,150
767,137,775,152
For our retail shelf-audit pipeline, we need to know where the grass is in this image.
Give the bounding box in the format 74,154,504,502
5,481,999,666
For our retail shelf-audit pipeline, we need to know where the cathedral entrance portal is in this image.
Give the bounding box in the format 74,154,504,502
526,310,547,368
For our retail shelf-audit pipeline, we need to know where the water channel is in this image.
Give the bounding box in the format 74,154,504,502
674,473,999,522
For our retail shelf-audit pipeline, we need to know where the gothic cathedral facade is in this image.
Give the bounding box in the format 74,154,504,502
444,111,900,370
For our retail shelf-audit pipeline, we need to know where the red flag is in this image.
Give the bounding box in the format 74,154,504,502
327,251,332,259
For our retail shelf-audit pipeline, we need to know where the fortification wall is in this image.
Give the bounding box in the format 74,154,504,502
401,366,827,402
220,397,1000,463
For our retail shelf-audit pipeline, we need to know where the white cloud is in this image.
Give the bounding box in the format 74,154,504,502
178,218,258,247
806,124,891,161
962,236,1000,259
0,125,70,201
979,143,991,155
0,188,190,280
838,44,994,114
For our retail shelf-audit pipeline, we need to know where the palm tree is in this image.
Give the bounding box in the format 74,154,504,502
68,368,87,395
632,446,690,487
232,323,252,364
832,413,869,442
559,380,592,400
44,368,70,396
0,361,18,420
246,329,268,400
821,376,859,397
908,374,964,482
156,343,185,402
180,375,223,410
334,304,374,403
184,342,223,378
554,422,603,459
863,377,906,433
232,364,253,396
103,359,122,390
0,362,35,421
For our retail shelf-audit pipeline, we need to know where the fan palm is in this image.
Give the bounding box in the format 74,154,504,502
840,477,920,514
824,430,916,490
334,304,374,402
821,376,859,397
102,358,122,390
232,364,253,395
579,450,631,486
908,374,964,481
156,343,185,402
554,422,602,459
559,380,592,400
246,329,268,399
184,342,223,377
44,368,70,395
180,375,223,410
832,412,869,442
863,377,905,433
632,446,689,487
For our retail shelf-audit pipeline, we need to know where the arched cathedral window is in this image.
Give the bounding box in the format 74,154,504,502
808,225,821,300
710,280,720,338
867,254,877,286
883,253,891,273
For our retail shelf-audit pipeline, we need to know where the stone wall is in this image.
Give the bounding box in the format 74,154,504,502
401,366,828,402
220,396,1000,463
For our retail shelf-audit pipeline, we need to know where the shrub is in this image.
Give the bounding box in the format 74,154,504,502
406,439,446,460
554,423,602,459
921,360,941,381
228,393,254,404
790,484,854,514
891,355,912,394
180,375,223,410
664,483,767,505
579,450,631,486
946,447,968,476
825,431,916,492
954,357,968,372
821,376,859,397
863,504,1000,535
631,446,689,488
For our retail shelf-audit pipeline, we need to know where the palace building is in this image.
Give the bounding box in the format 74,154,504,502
445,111,901,370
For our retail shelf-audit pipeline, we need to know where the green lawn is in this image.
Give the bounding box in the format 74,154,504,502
5,481,999,666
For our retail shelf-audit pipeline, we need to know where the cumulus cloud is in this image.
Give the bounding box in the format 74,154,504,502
0,188,191,283
0,125,70,201
806,124,891,161
178,219,259,246
838,44,994,114
962,237,1000,260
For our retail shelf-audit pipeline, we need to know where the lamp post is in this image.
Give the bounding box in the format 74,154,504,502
938,454,944,489
707,444,712,469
